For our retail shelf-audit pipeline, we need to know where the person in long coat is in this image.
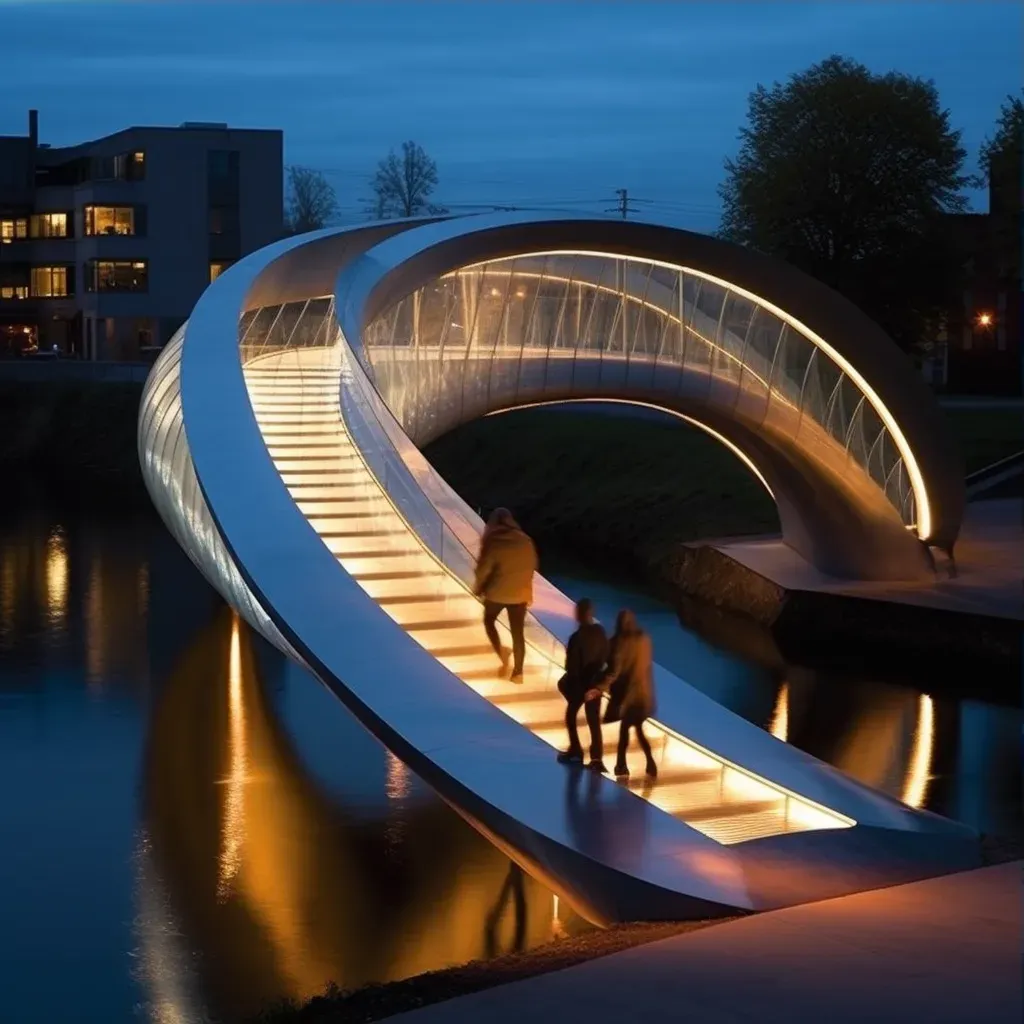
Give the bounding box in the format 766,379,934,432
556,598,609,771
587,609,657,779
473,508,538,684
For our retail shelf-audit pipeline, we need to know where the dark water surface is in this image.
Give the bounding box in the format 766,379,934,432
1,484,1020,1023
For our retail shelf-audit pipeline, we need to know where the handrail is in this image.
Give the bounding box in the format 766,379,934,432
336,324,564,665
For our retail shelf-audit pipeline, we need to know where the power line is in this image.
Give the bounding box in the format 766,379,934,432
605,188,655,219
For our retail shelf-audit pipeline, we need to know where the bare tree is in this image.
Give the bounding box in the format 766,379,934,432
286,166,339,234
369,141,447,219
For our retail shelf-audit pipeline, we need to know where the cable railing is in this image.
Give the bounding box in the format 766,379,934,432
362,254,918,533
336,323,564,666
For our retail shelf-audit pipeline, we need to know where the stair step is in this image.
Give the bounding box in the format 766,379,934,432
352,569,446,582
298,495,377,504
404,618,481,632
334,548,421,560
427,643,497,658
277,467,364,476
679,799,781,824
460,664,549,682
320,528,407,539
265,437,347,448
624,767,721,790
377,592,456,605
489,687,559,704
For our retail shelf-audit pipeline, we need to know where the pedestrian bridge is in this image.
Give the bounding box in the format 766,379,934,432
139,214,975,924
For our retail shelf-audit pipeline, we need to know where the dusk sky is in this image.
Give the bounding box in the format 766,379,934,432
1,0,1020,230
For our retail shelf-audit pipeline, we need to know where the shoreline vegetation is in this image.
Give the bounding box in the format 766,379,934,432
250,835,1024,1024
250,920,727,1024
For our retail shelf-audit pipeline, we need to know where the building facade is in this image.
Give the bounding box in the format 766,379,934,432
0,110,282,360
935,176,1022,396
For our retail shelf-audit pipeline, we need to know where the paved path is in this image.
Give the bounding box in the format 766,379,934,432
394,863,1022,1024
713,498,1024,621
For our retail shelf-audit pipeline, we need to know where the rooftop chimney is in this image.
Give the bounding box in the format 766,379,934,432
28,109,38,148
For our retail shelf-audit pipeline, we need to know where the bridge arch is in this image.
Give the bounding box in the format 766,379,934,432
337,216,964,580
137,214,978,923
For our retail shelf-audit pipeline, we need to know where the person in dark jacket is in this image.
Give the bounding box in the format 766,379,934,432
474,508,538,684
556,598,609,771
587,609,657,779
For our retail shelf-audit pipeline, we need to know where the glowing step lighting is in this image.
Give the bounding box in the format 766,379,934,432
244,348,855,847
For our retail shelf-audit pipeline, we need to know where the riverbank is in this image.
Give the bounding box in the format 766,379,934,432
254,855,1021,1024
251,920,727,1024
0,380,149,495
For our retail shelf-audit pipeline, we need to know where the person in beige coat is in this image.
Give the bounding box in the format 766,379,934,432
474,508,538,684
587,609,657,779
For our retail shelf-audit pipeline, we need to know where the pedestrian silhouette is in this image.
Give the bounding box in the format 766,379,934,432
474,508,537,684
589,609,657,779
556,598,609,772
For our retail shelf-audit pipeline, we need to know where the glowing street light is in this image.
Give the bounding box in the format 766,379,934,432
976,312,994,328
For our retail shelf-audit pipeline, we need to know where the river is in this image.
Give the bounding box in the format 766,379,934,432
0,482,1020,1023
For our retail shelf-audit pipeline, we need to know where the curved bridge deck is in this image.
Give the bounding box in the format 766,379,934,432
142,215,980,925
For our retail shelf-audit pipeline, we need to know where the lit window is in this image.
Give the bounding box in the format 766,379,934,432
209,261,232,282
0,285,29,299
30,266,72,298
1,218,28,243
29,212,69,239
86,259,148,293
85,206,136,236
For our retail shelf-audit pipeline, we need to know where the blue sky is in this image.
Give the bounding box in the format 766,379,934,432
1,1,1020,229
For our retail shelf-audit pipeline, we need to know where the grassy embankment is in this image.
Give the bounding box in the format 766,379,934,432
424,403,1023,589
0,379,1017,568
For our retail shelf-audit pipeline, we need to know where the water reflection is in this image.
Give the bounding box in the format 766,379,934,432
554,573,1023,840
0,488,1020,1024
140,609,587,1022
769,682,788,742
903,695,935,809
44,529,68,627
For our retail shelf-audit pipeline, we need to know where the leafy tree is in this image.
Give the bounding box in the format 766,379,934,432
978,92,1022,284
285,166,339,234
979,90,1023,192
719,55,972,351
369,141,447,219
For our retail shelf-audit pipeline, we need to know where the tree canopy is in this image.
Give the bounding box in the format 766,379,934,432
979,91,1023,216
286,166,339,234
369,141,446,219
718,55,971,351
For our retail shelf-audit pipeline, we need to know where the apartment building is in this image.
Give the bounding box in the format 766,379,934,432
0,110,283,360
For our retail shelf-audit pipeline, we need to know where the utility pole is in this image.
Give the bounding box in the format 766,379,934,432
606,188,652,219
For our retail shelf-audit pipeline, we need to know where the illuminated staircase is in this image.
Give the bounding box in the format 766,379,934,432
243,352,849,846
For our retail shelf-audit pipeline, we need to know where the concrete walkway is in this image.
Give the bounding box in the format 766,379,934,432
713,498,1024,621
394,863,1022,1024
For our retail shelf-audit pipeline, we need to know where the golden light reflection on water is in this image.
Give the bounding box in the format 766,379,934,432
0,550,15,636
84,560,106,688
902,694,934,809
45,529,68,626
769,682,789,742
142,613,588,1022
137,562,150,618
386,751,411,801
217,614,248,901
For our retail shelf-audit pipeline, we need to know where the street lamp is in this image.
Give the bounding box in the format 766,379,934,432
976,311,994,328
